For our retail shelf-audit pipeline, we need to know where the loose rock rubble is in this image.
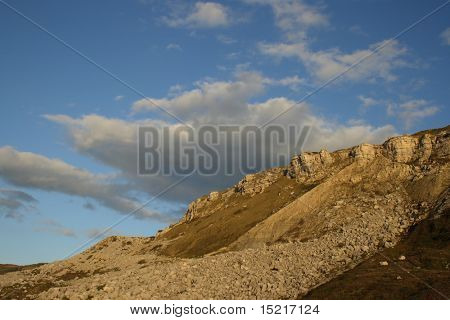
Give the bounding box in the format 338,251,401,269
0,126,448,299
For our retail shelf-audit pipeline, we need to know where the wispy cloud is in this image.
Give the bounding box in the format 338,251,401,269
244,0,328,40
163,2,231,28
398,99,439,129
34,219,76,238
260,39,409,83
349,25,368,37
216,34,237,45
166,43,182,51
358,95,380,108
114,95,124,101
250,1,410,84
356,95,439,129
0,189,38,220
440,27,450,46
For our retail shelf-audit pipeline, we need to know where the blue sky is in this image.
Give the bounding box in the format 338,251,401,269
0,0,449,264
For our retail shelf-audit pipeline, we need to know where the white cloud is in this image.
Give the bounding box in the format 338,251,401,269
399,99,429,110
132,71,267,122
260,39,408,83
216,34,237,45
245,0,328,40
163,2,230,28
42,73,397,204
248,1,409,84
44,109,396,203
263,75,310,91
166,43,182,51
43,114,203,205
168,84,184,97
114,95,124,101
132,71,312,118
440,27,450,46
398,99,439,129
355,96,439,128
128,72,396,150
358,95,380,108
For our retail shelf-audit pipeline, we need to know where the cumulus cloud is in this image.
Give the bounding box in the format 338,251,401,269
0,188,38,220
440,27,450,46
43,114,396,206
0,146,168,221
260,39,409,83
43,114,204,205
163,2,230,28
358,95,380,108
132,71,311,119
42,71,397,208
132,71,266,121
244,0,328,40
247,1,409,84
263,75,311,91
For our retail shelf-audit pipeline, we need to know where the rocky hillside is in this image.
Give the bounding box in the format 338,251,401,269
303,205,450,299
0,126,448,299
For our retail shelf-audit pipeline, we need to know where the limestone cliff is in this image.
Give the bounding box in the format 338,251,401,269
1,126,448,300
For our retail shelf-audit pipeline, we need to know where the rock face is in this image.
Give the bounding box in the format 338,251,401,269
184,191,221,221
383,135,421,163
234,169,281,196
185,197,208,221
350,143,381,160
0,126,448,300
287,149,334,179
381,133,445,164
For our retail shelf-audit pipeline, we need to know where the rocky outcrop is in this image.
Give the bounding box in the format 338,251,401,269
184,169,283,221
234,169,281,196
183,128,449,224
383,135,421,163
382,133,439,164
184,190,223,221
287,149,334,179
1,126,448,300
350,143,381,160
433,131,450,159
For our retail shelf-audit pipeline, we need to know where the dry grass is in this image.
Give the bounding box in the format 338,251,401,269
158,176,316,257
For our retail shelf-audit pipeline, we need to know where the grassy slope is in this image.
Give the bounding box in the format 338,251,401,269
158,177,316,257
